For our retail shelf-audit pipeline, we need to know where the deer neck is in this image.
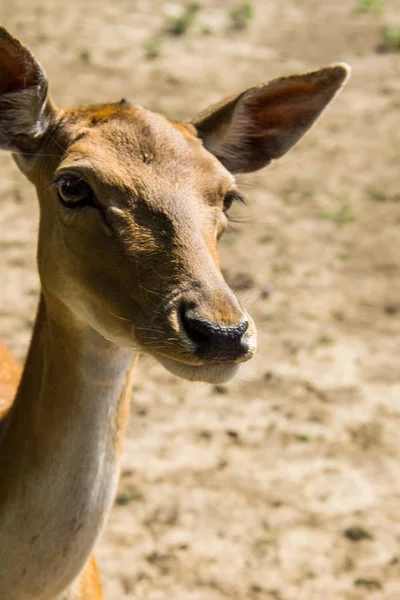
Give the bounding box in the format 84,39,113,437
0,293,135,600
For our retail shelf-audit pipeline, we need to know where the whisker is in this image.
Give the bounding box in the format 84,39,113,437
135,326,164,333
14,151,72,158
108,310,130,322
47,132,73,159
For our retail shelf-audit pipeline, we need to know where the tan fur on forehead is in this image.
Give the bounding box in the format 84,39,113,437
64,103,201,164
58,104,226,198
66,102,198,138
171,121,198,138
64,102,141,125
97,107,200,158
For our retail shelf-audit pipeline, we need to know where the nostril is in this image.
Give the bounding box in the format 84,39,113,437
180,305,249,359
180,309,211,350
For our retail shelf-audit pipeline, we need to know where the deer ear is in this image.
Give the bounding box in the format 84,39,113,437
192,64,351,174
0,27,53,153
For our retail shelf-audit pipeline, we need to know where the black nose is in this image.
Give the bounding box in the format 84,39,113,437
181,309,249,361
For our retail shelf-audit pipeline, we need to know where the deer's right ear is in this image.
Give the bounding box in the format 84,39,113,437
0,27,53,154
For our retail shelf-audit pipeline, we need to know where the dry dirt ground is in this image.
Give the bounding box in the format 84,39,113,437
1,0,400,598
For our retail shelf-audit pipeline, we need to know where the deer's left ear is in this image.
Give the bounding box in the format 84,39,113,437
192,63,351,174
0,26,55,154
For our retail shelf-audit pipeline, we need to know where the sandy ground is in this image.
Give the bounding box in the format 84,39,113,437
1,0,400,598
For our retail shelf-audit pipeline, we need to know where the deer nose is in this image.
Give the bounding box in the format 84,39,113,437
181,308,249,361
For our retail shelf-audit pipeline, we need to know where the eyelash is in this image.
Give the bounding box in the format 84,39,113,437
223,189,246,213
51,174,95,209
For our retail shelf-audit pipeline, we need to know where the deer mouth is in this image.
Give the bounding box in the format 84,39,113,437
156,355,241,384
134,309,257,383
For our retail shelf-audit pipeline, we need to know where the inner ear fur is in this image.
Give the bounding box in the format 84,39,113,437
192,63,351,174
0,26,53,153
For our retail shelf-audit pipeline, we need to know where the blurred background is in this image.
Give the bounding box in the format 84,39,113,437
1,1,400,598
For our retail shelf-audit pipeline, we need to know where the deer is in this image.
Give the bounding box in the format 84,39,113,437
0,25,350,600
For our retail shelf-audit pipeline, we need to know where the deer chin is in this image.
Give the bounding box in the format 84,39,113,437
156,356,240,384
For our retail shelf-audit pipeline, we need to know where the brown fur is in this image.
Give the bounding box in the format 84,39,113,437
0,342,21,434
0,25,349,600
0,340,104,597
75,556,103,599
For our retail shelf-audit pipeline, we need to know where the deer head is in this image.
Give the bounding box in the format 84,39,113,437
0,27,350,384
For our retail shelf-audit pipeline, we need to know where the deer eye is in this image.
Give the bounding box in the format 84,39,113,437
55,174,94,208
223,189,245,213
